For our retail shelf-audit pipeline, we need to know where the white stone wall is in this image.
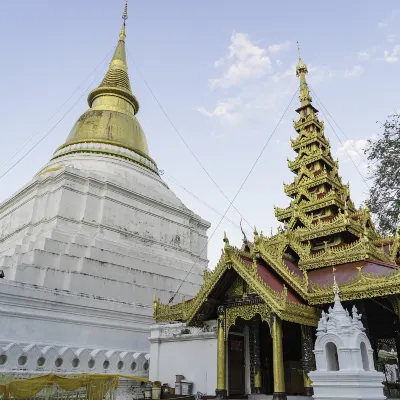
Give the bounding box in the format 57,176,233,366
0,152,210,375
0,154,210,308
149,323,217,396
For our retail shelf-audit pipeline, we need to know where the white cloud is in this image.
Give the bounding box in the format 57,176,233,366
378,9,400,28
344,65,364,78
308,65,336,84
357,51,370,61
268,40,291,55
195,98,242,125
387,33,397,42
383,45,400,63
337,139,369,172
197,33,364,128
209,32,273,89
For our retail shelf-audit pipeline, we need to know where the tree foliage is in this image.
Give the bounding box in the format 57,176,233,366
365,113,400,235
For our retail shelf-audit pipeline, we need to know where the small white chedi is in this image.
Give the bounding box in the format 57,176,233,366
309,280,385,400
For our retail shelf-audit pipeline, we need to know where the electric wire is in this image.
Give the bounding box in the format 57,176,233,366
309,87,369,165
167,88,299,303
309,86,370,189
0,70,107,181
164,172,253,237
0,47,115,173
126,48,254,233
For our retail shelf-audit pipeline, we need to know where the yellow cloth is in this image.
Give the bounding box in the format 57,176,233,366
0,373,147,400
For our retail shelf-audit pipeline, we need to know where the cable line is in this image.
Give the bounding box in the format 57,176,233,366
0,47,114,173
309,86,370,189
126,48,254,233
168,88,299,304
164,172,253,237
0,72,105,181
309,87,369,164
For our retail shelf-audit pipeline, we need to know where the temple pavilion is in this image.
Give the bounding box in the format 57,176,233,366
153,55,400,400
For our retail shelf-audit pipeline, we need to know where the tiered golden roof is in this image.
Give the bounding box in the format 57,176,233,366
153,51,400,326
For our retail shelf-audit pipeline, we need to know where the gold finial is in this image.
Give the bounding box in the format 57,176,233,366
296,40,301,59
332,266,339,295
223,231,229,246
122,0,128,21
119,0,128,41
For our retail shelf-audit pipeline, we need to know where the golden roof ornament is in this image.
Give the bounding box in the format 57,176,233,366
51,0,157,171
296,41,308,76
332,267,340,296
223,231,230,247
119,0,128,41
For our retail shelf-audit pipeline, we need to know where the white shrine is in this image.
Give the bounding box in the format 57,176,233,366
0,2,209,379
309,281,386,400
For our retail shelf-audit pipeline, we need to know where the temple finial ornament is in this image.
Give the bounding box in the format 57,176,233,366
240,219,248,244
223,232,229,246
332,266,339,296
296,40,301,58
119,0,128,41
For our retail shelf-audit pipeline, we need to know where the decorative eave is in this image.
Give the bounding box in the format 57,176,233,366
284,171,342,197
293,114,324,133
153,235,400,324
294,212,363,241
253,232,309,298
308,265,400,305
153,241,319,327
298,236,391,270
290,130,329,151
275,189,355,222
288,151,336,173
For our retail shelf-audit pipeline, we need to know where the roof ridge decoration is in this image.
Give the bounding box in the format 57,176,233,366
153,238,319,327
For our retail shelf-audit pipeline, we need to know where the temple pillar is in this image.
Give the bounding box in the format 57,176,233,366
251,316,262,394
300,325,315,396
216,306,227,399
271,313,286,400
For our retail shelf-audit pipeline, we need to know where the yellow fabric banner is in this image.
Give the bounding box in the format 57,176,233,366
0,373,147,400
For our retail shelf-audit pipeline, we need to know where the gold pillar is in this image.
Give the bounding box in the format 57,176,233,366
303,373,312,394
271,314,286,400
216,306,227,399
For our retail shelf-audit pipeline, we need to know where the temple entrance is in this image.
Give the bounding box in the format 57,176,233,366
228,333,246,395
282,321,304,395
260,320,273,394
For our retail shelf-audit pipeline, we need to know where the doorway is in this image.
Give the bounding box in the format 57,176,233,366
228,334,246,395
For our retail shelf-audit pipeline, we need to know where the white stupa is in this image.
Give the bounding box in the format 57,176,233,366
309,280,385,400
0,3,209,377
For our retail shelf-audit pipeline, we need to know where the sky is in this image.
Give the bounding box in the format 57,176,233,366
1,1,400,270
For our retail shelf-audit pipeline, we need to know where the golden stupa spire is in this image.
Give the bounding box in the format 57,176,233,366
50,1,158,173
119,0,128,42
295,42,312,107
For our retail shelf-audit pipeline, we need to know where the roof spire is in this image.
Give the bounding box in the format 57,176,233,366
86,0,138,114
295,43,312,107
119,0,128,42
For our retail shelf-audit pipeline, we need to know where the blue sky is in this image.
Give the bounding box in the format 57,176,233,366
1,1,400,268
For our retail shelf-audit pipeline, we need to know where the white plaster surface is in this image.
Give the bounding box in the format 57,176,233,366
309,291,386,400
0,151,210,374
149,322,218,395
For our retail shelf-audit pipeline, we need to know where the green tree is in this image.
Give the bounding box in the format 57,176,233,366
365,113,400,235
